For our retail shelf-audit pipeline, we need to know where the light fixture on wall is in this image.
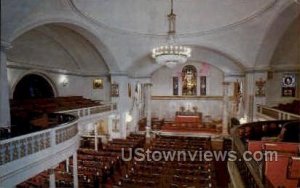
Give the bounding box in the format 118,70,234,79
152,0,191,68
59,75,68,87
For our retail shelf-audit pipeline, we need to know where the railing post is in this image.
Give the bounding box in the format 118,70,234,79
73,152,79,188
86,108,89,116
77,110,80,118
66,157,70,173
94,123,98,151
50,129,56,147
49,168,56,188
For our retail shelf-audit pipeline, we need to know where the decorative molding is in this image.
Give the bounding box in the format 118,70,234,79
152,96,233,100
69,0,278,38
7,61,109,77
109,71,129,77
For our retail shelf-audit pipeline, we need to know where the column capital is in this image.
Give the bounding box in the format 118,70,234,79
1,41,12,52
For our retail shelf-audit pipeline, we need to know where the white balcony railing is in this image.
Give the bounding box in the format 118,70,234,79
0,103,117,187
257,105,300,120
58,103,117,118
0,116,79,187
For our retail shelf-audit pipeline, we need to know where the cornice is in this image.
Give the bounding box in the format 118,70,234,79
152,96,234,101
6,61,109,77
244,64,300,73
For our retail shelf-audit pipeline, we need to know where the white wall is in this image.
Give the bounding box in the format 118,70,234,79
7,67,110,101
266,72,300,106
150,62,227,120
151,62,224,96
152,99,223,120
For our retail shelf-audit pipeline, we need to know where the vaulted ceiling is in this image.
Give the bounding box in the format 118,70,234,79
1,0,300,77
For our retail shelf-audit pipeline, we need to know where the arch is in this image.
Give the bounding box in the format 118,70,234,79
182,65,197,96
255,1,300,68
128,45,245,77
11,70,58,99
13,73,57,100
8,17,120,73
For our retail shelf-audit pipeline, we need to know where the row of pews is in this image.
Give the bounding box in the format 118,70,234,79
16,133,145,188
273,100,300,115
138,117,219,133
161,122,218,132
238,121,300,143
11,96,100,114
116,136,216,188
9,96,101,137
17,134,219,188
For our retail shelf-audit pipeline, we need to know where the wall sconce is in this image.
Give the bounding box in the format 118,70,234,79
62,79,68,87
59,75,68,87
126,112,133,123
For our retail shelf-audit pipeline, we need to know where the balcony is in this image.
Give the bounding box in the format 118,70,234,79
0,103,117,187
228,120,300,188
257,105,300,120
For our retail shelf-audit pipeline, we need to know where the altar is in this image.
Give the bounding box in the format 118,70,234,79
175,111,202,124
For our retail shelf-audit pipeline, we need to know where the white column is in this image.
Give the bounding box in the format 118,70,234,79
110,75,131,139
0,41,11,129
222,82,230,135
66,158,70,173
144,83,152,139
73,153,79,188
245,73,255,122
49,168,56,188
94,123,98,151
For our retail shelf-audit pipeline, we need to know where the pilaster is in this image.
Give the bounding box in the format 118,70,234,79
0,41,12,129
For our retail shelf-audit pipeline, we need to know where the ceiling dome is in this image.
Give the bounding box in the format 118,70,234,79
72,0,276,36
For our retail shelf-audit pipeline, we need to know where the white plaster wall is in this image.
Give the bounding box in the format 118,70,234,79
151,99,223,120
266,72,300,106
6,25,108,75
265,16,300,106
151,62,224,96
150,62,226,120
7,67,110,101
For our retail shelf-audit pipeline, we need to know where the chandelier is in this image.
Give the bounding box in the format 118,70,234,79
152,0,191,68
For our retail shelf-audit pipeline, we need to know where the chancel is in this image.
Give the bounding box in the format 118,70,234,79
0,0,300,188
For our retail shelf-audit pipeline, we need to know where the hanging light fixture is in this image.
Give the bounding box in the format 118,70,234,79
152,0,191,68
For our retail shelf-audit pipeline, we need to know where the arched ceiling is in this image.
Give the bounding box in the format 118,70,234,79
270,16,300,69
127,46,244,77
72,0,276,36
2,0,299,78
7,24,109,75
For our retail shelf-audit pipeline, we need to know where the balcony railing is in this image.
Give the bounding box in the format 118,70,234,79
58,103,117,118
230,120,293,188
257,105,300,120
0,102,117,186
0,114,78,166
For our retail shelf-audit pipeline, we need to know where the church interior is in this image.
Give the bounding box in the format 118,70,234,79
0,0,300,188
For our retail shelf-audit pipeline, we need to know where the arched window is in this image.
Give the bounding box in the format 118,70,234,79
182,65,197,96
13,74,55,100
